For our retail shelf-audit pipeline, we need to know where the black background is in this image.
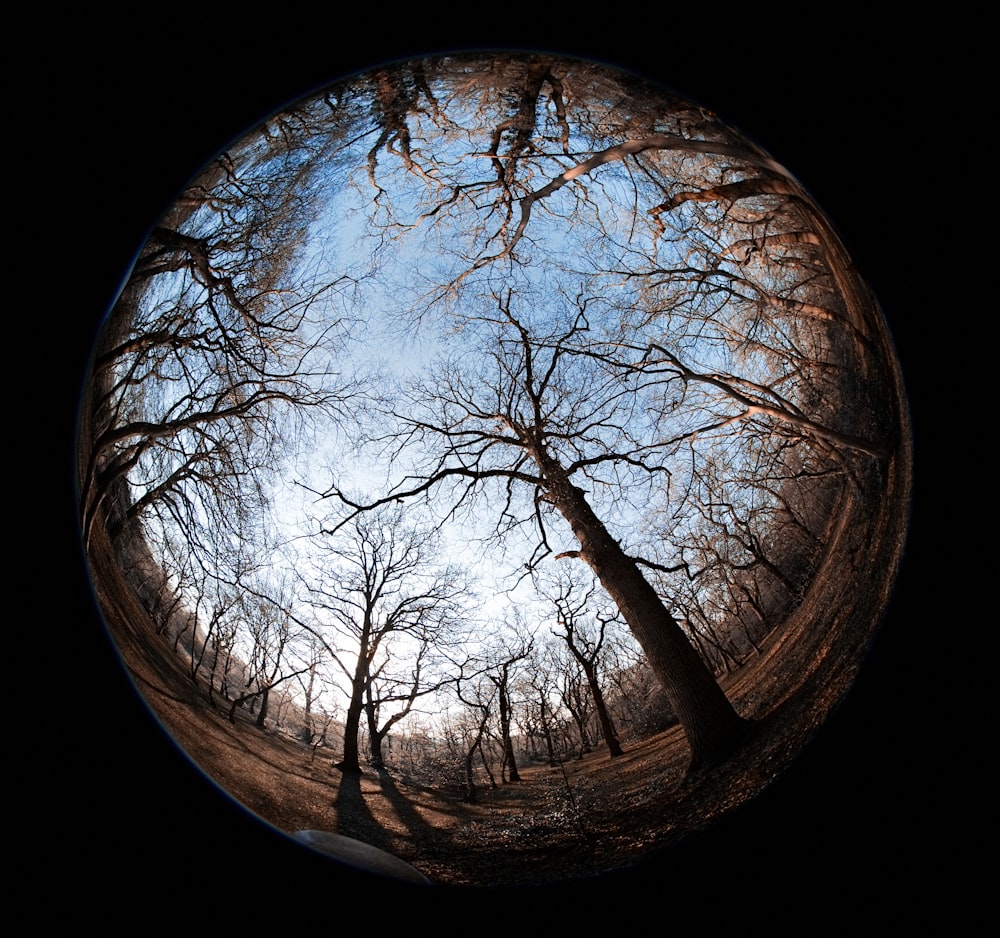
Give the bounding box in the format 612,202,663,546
58,23,933,924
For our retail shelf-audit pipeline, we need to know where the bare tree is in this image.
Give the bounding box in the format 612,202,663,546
515,642,563,766
560,663,595,757
226,584,311,727
482,629,533,783
302,505,466,774
362,617,460,771
79,132,351,553
543,575,625,759
293,635,337,746
76,97,364,705
450,674,497,803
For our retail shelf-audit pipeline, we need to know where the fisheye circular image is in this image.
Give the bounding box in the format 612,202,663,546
77,50,911,889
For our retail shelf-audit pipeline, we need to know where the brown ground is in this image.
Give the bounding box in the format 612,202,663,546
89,448,908,889
124,641,814,888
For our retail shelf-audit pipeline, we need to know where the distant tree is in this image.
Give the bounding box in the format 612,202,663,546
306,705,339,762
483,630,533,783
226,584,311,727
446,675,497,803
207,611,240,707
560,663,595,757
363,620,458,770
294,635,336,746
544,576,624,759
515,643,563,766
302,506,466,774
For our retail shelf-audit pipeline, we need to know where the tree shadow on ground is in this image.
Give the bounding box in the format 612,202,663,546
373,770,444,842
380,769,501,864
333,764,463,865
333,768,393,850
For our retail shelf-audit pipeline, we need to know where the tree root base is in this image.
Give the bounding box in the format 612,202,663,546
682,716,759,783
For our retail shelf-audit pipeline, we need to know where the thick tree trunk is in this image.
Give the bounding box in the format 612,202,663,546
540,457,751,774
338,627,373,774
338,678,365,773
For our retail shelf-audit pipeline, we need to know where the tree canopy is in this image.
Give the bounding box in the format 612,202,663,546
79,51,909,795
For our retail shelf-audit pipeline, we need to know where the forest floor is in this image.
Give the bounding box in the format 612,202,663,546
94,516,885,889
154,696,807,888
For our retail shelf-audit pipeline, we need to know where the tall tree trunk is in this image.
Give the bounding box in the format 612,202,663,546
255,686,270,728
338,676,365,773
463,746,478,803
498,685,520,782
338,626,373,773
540,695,557,766
539,454,751,774
583,668,624,759
364,688,386,770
